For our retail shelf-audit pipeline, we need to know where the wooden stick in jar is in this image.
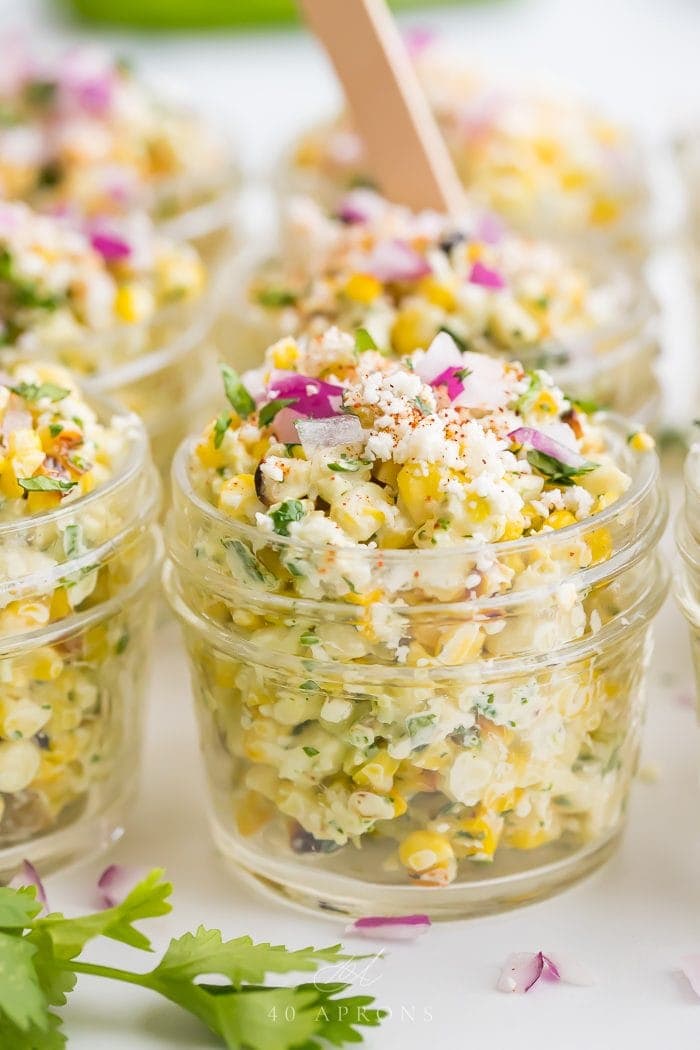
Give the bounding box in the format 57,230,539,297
298,0,465,216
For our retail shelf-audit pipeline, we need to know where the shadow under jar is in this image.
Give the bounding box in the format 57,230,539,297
0,405,161,879
165,420,667,919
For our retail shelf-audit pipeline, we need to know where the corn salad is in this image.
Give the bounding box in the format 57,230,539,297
237,192,658,419
0,361,159,858
166,328,665,908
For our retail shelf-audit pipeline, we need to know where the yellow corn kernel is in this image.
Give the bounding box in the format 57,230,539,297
532,137,560,165
49,588,71,617
467,241,483,262
590,197,620,226
235,790,275,836
373,460,400,487
218,474,261,519
271,338,299,369
344,588,383,608
418,276,456,311
344,273,382,304
587,526,612,563
560,169,588,191
628,431,655,453
505,826,554,850
399,830,455,884
390,308,429,356
397,462,444,525
463,494,490,524
8,428,44,479
25,491,61,514
196,435,227,471
28,646,63,682
293,140,321,167
388,793,407,817
79,471,96,495
1,465,21,499
353,751,400,794
501,520,524,541
453,810,503,860
548,509,577,530
115,284,155,323
214,657,237,689
531,390,559,416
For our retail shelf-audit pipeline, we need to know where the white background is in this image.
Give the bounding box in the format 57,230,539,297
3,0,700,1046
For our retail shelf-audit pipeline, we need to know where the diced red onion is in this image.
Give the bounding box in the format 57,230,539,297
498,952,545,993
453,351,511,411
295,414,364,453
474,212,505,245
347,914,431,941
337,189,384,225
266,372,343,419
413,331,462,383
681,956,700,999
2,407,33,440
97,863,149,909
498,951,592,993
241,364,269,404
272,406,305,444
364,239,432,283
90,230,131,261
9,859,48,911
507,426,587,469
431,366,465,401
469,260,506,290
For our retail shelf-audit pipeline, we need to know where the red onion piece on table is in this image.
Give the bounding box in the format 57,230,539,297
97,864,149,908
9,859,49,911
346,913,431,941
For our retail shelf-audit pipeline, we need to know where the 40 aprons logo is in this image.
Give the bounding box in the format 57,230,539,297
265,950,434,1026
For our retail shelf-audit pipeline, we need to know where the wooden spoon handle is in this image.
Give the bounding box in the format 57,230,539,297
298,0,464,215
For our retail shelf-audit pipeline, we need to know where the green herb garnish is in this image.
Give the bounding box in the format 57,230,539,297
257,288,298,308
10,382,69,403
270,499,305,537
24,79,57,106
213,412,231,449
221,539,276,588
526,449,598,487
303,746,320,757
62,524,82,559
300,630,319,647
0,869,384,1049
354,328,378,353
18,476,77,493
406,712,437,738
220,364,255,419
259,398,298,427
328,457,366,473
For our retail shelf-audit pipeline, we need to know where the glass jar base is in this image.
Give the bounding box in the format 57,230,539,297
0,793,131,882
213,825,623,922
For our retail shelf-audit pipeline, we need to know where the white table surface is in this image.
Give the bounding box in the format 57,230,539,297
3,0,700,1046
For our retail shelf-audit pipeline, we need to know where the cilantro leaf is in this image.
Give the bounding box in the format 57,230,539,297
0,1012,65,1050
354,328,378,353
0,932,47,1031
35,869,172,958
149,928,348,988
0,885,42,928
213,411,231,449
257,288,298,308
526,449,598,487
10,382,69,403
270,499,304,537
259,398,298,427
18,477,77,493
220,364,255,419
222,539,278,588
328,457,366,473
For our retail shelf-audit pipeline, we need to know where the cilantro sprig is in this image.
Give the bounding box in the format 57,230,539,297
0,869,385,1049
220,364,255,420
526,449,598,487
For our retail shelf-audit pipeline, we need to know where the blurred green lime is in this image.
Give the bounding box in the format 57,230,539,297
67,0,479,29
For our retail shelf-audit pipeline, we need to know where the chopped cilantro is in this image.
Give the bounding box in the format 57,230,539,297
270,499,304,536
526,449,598,487
10,381,69,403
354,327,378,352
328,456,366,473
303,746,320,757
257,287,298,307
259,397,298,427
18,476,77,493
220,364,255,419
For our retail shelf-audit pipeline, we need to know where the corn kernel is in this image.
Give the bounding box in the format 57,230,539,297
628,431,655,453
344,273,382,304
271,338,300,369
353,751,400,793
418,276,456,311
115,284,155,324
548,509,577,530
236,790,274,836
590,197,620,226
399,830,454,872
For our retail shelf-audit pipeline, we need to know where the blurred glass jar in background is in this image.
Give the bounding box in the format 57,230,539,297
0,363,161,878
0,201,220,491
228,191,660,423
277,39,651,269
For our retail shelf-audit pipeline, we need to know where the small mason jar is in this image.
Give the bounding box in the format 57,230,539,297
165,418,667,919
0,400,161,878
676,445,700,690
229,249,661,426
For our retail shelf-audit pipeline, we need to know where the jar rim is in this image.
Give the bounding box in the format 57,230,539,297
172,412,660,566
0,394,152,540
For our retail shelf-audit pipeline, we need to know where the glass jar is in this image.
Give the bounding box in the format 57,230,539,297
0,401,161,878
228,249,662,426
676,446,700,691
11,295,221,493
165,417,667,919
